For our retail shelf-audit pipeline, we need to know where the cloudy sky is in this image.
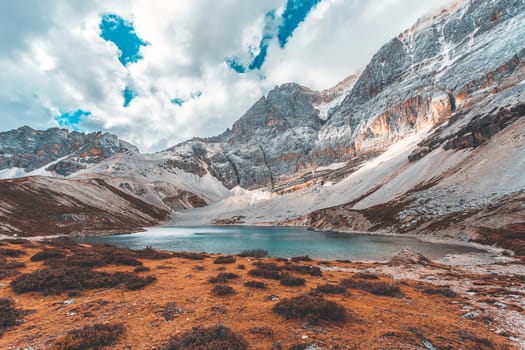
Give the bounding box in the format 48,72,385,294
0,0,452,152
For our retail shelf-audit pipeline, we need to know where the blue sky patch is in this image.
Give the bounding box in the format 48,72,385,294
100,14,147,66
122,86,137,107
227,0,320,73
191,90,202,99
226,57,247,73
171,98,184,106
54,109,91,131
248,10,277,70
278,0,321,47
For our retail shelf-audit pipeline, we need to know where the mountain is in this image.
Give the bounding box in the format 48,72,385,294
0,126,137,178
0,0,524,252
0,176,168,236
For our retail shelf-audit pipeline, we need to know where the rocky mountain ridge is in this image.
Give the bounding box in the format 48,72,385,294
0,126,136,178
159,0,525,190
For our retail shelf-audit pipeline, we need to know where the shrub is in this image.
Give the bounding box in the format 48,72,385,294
0,259,25,279
280,276,306,287
163,325,248,350
208,272,240,284
457,331,495,349
45,252,105,268
46,248,142,268
43,237,78,249
90,245,144,266
289,344,314,350
136,246,173,260
108,254,143,266
248,268,282,280
354,272,379,280
134,266,151,273
210,306,227,314
421,286,457,298
249,262,284,280
11,267,156,295
30,249,66,262
244,281,267,289
272,295,347,323
238,249,269,258
311,284,347,295
161,302,184,321
252,262,283,270
285,264,322,277
211,284,235,296
214,255,236,264
0,248,25,258
237,264,246,270
0,298,22,336
340,279,402,297
193,265,205,271
291,255,312,262
256,261,321,277
117,273,156,290
172,252,207,260
52,323,125,350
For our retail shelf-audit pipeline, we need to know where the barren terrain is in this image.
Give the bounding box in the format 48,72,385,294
1,239,523,349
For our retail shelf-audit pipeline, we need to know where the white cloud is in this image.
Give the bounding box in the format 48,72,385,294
0,0,453,152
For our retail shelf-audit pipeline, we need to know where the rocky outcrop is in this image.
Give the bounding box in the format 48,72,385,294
284,206,373,233
0,176,169,236
443,104,525,150
162,190,207,211
409,103,525,161
165,83,324,189
309,0,525,166
0,126,137,177
160,0,525,189
2,1,523,191
387,249,433,267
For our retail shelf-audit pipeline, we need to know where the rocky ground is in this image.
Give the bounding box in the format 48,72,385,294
0,239,523,349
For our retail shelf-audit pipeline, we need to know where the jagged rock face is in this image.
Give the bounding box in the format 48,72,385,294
1,0,523,194
0,126,137,176
163,0,524,189
311,0,525,165
166,83,324,189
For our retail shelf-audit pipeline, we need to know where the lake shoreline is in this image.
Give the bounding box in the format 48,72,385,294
71,224,518,267
2,222,517,266
176,222,516,263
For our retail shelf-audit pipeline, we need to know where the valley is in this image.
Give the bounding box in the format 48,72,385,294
0,0,524,348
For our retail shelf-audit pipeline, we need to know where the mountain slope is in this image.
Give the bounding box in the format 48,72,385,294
0,176,169,236
0,126,137,178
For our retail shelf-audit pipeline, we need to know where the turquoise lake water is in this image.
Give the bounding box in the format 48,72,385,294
74,226,485,261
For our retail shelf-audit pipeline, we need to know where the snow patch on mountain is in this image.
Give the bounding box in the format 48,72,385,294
0,168,27,180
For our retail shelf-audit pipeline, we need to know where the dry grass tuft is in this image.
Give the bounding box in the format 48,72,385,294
273,294,348,323
11,267,156,295
163,325,248,350
213,255,236,264
52,323,125,350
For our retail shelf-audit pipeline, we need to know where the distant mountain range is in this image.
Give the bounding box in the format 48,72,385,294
1,0,524,255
